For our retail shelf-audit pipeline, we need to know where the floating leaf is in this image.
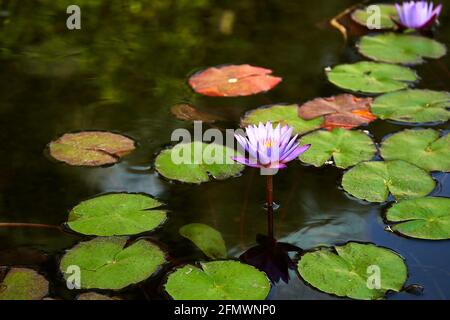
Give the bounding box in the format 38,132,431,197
381,129,450,172
241,104,323,135
48,131,136,166
351,4,398,29
0,268,49,300
358,33,447,65
155,141,244,184
165,261,270,300
298,94,376,130
188,64,282,97
77,292,118,300
326,62,418,94
170,103,223,123
342,160,435,202
180,223,227,259
299,129,376,169
371,89,450,124
298,242,407,300
60,237,165,290
386,197,450,240
66,193,167,236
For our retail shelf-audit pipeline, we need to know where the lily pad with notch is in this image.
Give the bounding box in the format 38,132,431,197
380,129,450,172
48,131,136,166
180,223,227,259
241,104,323,135
342,160,435,202
298,94,376,130
164,261,270,300
371,89,450,124
326,61,418,94
0,267,49,300
188,64,282,97
60,237,165,290
358,33,447,65
66,193,167,236
299,128,376,169
155,141,244,184
385,197,450,240
297,242,407,300
351,4,398,30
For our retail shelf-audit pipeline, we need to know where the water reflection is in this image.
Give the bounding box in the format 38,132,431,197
1,0,449,300
240,234,300,284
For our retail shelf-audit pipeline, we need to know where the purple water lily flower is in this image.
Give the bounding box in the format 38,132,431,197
232,122,310,169
395,1,443,30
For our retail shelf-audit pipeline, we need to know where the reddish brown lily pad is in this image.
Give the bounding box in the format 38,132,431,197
188,64,282,97
170,103,223,123
48,131,136,166
298,94,376,130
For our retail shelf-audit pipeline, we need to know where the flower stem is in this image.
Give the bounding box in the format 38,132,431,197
0,222,61,230
266,174,274,239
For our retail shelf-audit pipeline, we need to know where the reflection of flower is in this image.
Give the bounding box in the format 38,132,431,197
232,122,310,169
395,1,443,30
240,234,301,284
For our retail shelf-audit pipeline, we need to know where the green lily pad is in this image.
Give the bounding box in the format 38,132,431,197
358,33,447,65
180,223,227,259
48,131,136,166
155,142,244,184
241,104,323,135
60,237,165,290
342,160,435,202
386,197,450,240
0,268,49,300
298,242,407,300
351,4,398,29
66,193,167,236
299,128,376,169
371,89,450,123
326,62,418,94
381,129,450,172
165,261,270,300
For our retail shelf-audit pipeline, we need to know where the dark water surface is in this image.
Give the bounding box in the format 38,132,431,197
0,0,449,300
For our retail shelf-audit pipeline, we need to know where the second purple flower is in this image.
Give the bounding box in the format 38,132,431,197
395,1,443,30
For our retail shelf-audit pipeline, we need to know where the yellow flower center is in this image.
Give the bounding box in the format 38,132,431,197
265,139,273,148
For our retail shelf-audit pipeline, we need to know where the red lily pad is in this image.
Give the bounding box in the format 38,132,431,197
170,103,223,123
188,64,282,97
48,131,136,166
298,94,376,130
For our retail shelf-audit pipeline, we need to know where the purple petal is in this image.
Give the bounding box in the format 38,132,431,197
280,134,298,155
268,162,287,169
255,141,270,165
434,3,443,17
231,156,262,168
279,126,293,147
234,134,248,151
282,144,311,162
396,3,405,21
280,143,300,162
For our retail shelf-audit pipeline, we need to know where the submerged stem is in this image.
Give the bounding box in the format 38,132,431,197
266,174,274,239
0,223,61,230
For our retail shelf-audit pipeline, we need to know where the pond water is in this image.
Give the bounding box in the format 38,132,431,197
0,0,449,300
